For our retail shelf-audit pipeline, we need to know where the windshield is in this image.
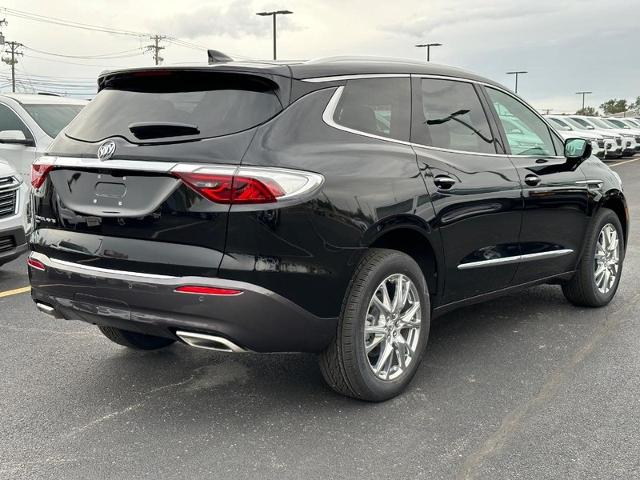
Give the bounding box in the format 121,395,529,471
608,119,629,129
589,118,613,129
66,71,282,144
22,104,84,138
568,117,594,129
549,117,571,131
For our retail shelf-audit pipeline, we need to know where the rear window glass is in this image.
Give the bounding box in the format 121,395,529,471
65,71,283,143
334,78,410,141
22,104,84,138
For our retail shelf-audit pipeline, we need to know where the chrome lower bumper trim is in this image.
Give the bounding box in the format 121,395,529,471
458,249,574,270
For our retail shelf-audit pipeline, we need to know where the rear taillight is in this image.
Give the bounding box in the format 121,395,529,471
172,167,323,205
175,285,242,296
27,257,46,271
31,160,54,189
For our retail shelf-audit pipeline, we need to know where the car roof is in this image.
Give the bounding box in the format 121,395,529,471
0,93,88,105
99,56,505,88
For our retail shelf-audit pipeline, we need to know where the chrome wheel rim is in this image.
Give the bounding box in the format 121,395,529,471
364,274,421,381
594,223,620,294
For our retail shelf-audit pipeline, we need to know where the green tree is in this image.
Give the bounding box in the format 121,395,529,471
630,96,640,111
600,99,629,115
576,106,598,116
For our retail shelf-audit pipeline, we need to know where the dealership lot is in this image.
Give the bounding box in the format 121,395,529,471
1,159,639,479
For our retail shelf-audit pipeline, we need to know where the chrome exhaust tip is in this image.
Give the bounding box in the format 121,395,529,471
35,302,63,319
175,331,247,353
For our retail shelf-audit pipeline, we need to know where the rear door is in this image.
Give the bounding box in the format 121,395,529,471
483,86,589,283
32,69,286,277
411,76,523,304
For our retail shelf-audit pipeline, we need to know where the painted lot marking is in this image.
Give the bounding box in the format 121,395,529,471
0,286,31,298
610,157,640,168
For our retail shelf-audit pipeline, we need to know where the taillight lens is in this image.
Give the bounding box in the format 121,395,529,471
31,161,54,189
173,167,323,205
174,173,284,204
175,285,242,296
27,257,46,271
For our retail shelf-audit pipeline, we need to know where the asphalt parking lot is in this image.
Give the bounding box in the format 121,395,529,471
2,158,640,480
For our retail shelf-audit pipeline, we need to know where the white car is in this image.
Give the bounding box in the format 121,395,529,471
548,115,622,159
574,116,637,156
565,116,625,158
0,93,87,180
544,115,605,158
0,159,30,267
606,118,640,153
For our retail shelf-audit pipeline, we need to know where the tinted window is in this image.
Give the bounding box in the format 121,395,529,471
568,117,594,129
0,104,33,140
414,79,496,154
334,77,410,141
22,104,84,138
487,88,555,156
549,117,571,131
65,71,283,144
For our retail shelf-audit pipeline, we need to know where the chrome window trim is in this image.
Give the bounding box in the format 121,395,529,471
322,83,565,160
302,74,410,83
457,249,573,270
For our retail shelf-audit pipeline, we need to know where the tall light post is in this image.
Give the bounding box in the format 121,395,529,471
256,10,293,60
576,91,593,111
415,42,442,62
506,71,527,94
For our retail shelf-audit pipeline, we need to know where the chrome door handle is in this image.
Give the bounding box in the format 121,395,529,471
524,174,541,186
434,175,456,190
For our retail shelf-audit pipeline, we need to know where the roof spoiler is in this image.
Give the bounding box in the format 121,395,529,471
208,50,233,65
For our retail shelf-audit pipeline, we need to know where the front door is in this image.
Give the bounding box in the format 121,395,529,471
483,86,590,284
411,77,523,304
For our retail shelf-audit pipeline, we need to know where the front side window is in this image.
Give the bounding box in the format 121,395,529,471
23,104,84,138
413,78,496,154
549,117,572,131
568,117,594,130
0,104,33,141
487,88,556,156
334,77,410,141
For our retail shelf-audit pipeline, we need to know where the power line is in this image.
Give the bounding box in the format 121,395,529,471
22,45,144,59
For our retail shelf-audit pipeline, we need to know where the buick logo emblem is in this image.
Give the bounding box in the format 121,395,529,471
97,140,116,161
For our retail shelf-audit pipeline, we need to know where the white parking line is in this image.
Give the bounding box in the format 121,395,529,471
610,157,640,168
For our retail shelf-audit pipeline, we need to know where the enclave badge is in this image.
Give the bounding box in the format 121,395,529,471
97,140,116,161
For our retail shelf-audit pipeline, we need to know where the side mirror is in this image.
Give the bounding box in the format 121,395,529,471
0,130,31,145
564,138,592,161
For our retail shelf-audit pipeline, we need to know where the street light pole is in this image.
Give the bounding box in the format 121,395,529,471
256,10,293,60
415,42,442,62
506,71,527,94
576,91,593,111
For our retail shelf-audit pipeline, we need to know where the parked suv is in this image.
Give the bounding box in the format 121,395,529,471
0,159,30,267
28,58,628,401
0,93,86,180
544,115,605,158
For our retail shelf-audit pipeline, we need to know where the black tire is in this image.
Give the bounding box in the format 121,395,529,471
562,208,624,307
319,248,431,402
98,325,176,350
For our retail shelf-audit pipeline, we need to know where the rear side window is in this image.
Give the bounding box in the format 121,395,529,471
413,79,497,154
334,78,410,141
65,71,283,144
22,104,84,138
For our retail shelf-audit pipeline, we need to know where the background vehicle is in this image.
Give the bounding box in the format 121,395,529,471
572,116,637,156
0,159,30,267
0,94,87,180
545,115,605,158
565,116,624,158
607,118,640,153
27,59,628,401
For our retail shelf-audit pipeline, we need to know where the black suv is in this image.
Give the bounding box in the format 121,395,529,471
28,57,628,401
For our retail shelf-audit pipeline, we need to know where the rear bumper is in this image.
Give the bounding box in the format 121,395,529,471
0,226,27,265
28,252,337,353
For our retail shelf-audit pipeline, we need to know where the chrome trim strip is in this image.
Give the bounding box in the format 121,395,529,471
457,249,574,270
302,73,410,83
175,331,247,353
42,156,178,172
322,85,564,159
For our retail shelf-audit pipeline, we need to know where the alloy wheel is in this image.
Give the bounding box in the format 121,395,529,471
594,223,620,294
364,274,422,381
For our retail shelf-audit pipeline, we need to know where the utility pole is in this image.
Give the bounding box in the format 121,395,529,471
506,71,527,94
145,34,165,65
256,10,293,60
576,91,592,111
415,43,442,62
2,41,23,93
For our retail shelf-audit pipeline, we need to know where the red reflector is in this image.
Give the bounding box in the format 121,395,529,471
174,286,242,296
31,163,53,189
174,172,285,204
27,257,46,271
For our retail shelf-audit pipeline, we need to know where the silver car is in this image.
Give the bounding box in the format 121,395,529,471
0,159,30,267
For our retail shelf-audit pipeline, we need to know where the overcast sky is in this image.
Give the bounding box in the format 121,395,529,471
2,0,638,113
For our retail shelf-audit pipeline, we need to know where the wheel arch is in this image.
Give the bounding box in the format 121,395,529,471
599,189,629,247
